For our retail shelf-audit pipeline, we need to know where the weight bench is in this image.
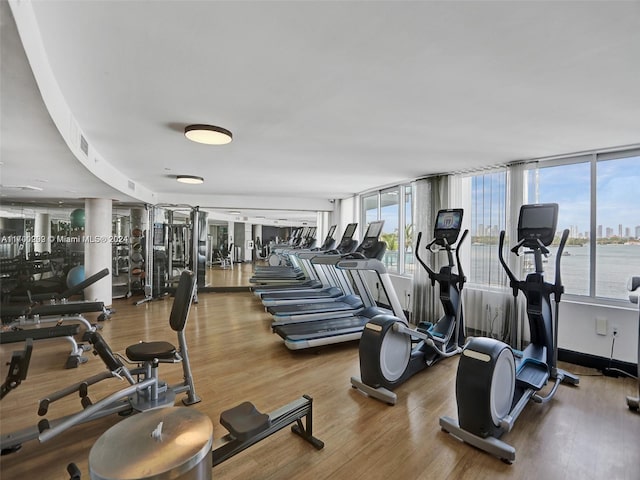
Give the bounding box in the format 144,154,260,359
1,268,113,339
0,324,89,369
2,302,108,340
0,270,200,456
9,268,110,304
1,338,33,400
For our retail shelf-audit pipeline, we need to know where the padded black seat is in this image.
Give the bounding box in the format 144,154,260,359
122,270,200,406
220,401,271,441
126,341,176,362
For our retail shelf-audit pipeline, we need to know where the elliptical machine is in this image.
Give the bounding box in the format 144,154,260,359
627,275,639,412
440,203,579,463
350,209,468,405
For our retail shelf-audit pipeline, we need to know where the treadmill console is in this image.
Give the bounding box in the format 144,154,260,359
319,225,337,250
517,203,558,248
434,209,463,246
336,223,358,250
359,220,385,250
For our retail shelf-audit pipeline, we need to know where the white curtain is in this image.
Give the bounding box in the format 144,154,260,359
506,162,527,347
448,163,529,347
411,175,450,325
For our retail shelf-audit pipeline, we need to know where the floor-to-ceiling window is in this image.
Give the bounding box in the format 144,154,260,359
360,184,413,275
595,152,640,300
464,147,638,303
404,185,414,274
380,188,400,271
524,149,639,301
525,159,591,296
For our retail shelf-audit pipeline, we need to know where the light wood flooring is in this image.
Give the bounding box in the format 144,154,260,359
1,263,638,479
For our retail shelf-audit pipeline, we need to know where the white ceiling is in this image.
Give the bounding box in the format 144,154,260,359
2,1,640,224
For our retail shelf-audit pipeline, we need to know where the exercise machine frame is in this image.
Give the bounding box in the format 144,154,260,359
351,209,468,405
439,203,579,463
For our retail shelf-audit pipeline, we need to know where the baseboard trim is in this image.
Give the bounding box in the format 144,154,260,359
463,328,637,377
558,348,637,377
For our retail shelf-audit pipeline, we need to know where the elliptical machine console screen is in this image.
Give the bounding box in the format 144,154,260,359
434,209,463,246
517,203,558,247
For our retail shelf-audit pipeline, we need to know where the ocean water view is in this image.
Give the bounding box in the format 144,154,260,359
469,243,640,300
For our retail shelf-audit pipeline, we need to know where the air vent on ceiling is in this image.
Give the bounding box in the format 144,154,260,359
80,135,89,156
2,185,44,191
128,180,135,191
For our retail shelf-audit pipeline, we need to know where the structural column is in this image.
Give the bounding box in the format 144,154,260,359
84,198,112,305
34,212,51,253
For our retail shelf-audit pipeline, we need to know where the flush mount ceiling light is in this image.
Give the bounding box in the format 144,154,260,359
184,124,233,145
176,175,204,184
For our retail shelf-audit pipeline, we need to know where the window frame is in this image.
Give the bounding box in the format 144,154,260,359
523,149,640,305
359,184,413,276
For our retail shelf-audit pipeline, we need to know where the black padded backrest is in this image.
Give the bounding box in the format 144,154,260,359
169,270,197,332
89,332,124,372
58,268,109,299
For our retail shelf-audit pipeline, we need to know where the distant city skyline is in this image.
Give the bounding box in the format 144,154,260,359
473,222,639,239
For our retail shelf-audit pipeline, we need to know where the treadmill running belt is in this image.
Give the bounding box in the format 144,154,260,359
267,295,363,316
273,315,368,341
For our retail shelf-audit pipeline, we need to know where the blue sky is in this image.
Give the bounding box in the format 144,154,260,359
534,156,639,235
372,155,638,238
469,155,638,236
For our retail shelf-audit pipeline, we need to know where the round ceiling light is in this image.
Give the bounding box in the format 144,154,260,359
176,175,204,184
184,124,233,145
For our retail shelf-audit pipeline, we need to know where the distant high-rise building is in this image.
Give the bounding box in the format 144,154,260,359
606,227,614,238
478,224,485,236
597,225,603,238
636,225,640,239
619,224,623,237
625,227,631,238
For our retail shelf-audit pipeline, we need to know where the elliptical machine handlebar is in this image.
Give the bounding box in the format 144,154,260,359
499,228,570,302
415,231,436,282
455,229,469,290
553,229,570,303
498,230,519,298
415,228,468,288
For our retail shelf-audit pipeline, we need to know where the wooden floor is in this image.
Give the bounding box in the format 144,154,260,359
1,263,639,479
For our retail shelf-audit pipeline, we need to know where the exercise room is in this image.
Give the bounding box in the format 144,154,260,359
1,1,638,479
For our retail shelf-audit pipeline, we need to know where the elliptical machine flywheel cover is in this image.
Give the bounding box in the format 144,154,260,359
455,337,515,438
360,315,411,386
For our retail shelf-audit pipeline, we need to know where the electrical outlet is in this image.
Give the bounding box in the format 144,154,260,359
596,317,608,336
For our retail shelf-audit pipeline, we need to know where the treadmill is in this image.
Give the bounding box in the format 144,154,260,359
264,226,317,264
266,221,385,320
260,227,363,305
252,224,358,297
272,242,407,350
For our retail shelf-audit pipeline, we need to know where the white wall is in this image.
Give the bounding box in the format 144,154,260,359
244,223,253,261
337,196,357,238
559,301,638,363
388,274,413,313
386,275,638,363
